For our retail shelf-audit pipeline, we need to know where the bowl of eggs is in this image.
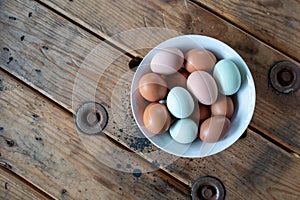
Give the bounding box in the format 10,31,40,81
130,35,255,158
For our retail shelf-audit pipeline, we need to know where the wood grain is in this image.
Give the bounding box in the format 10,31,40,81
1,0,300,199
1,72,300,200
36,0,300,153
193,0,300,61
0,69,189,199
0,166,52,200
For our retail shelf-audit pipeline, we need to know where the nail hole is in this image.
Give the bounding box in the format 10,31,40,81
6,139,14,147
9,16,16,20
61,189,67,194
128,57,143,72
7,57,13,65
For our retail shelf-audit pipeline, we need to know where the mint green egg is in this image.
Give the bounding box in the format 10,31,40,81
213,59,241,95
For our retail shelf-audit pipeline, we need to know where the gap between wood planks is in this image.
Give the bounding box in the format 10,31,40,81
0,66,192,197
32,0,299,157
0,67,192,196
34,0,141,59
189,0,300,64
0,164,56,200
35,0,300,65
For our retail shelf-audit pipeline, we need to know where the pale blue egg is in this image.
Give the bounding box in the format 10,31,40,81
170,118,198,144
166,87,194,118
213,59,241,95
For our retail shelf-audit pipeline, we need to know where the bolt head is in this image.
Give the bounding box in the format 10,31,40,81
191,176,225,200
269,61,300,93
75,102,108,135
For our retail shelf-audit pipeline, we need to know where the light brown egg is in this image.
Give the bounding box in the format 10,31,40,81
211,95,234,118
185,48,217,73
200,116,230,143
187,71,218,105
138,73,167,102
150,47,184,75
143,103,171,134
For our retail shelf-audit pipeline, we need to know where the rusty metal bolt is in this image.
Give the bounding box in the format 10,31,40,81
191,176,225,200
75,102,108,135
269,61,300,93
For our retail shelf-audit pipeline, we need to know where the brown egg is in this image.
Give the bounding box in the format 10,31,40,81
143,103,171,134
199,103,211,121
185,48,217,73
165,71,187,89
200,116,230,143
211,95,234,118
189,102,211,125
138,73,167,102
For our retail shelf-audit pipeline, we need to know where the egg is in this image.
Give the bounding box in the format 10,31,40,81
211,95,234,118
189,101,211,123
138,73,167,102
165,71,187,89
143,103,171,134
187,71,218,105
199,103,211,121
200,116,231,143
213,59,241,95
170,118,198,144
167,87,194,118
150,47,184,75
185,48,217,73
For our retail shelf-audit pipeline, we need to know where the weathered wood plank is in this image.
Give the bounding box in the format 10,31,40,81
1,0,300,199
0,166,52,200
193,0,300,61
1,71,299,200
37,0,300,153
0,69,189,199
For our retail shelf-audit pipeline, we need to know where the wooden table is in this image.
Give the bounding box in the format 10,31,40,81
1,0,299,199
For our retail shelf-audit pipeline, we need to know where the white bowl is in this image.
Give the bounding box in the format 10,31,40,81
130,35,256,158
